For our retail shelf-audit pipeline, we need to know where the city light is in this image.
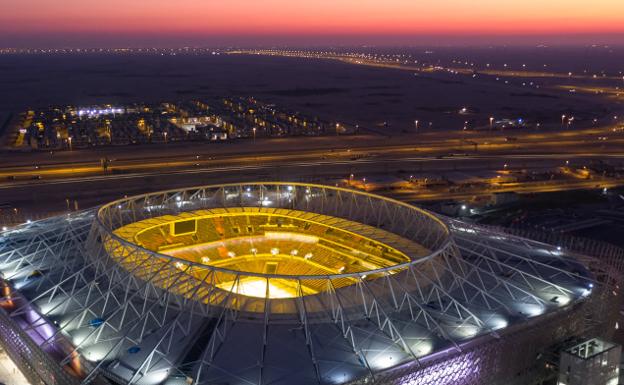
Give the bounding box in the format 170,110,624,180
1,4,623,385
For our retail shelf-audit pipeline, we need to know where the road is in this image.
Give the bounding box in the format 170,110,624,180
0,151,622,225
0,124,622,181
0,123,622,225
229,49,624,82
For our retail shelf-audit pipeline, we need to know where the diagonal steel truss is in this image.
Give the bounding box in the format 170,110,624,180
0,183,605,385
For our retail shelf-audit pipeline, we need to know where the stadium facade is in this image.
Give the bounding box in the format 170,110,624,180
0,182,621,385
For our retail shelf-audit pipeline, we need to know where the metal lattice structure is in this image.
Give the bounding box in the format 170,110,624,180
0,182,612,385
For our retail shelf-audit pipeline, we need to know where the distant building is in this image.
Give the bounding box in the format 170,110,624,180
558,338,620,385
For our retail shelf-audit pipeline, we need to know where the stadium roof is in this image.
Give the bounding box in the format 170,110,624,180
0,183,594,385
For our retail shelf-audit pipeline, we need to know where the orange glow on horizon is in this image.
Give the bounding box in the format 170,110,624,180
2,0,623,41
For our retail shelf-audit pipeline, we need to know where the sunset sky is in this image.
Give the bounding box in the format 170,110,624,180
2,0,624,47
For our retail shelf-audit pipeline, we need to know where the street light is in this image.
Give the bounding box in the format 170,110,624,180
252,127,257,143
68,136,73,151
489,117,494,130
561,114,566,129
164,131,168,143
414,120,419,132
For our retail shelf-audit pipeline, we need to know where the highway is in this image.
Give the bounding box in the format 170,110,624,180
0,150,622,224
0,123,623,225
229,49,624,82
0,124,623,181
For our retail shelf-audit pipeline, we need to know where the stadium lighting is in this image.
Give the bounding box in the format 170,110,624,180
0,182,601,385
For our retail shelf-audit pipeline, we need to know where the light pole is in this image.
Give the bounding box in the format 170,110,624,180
414,120,419,133
164,131,168,143
253,127,256,143
68,136,73,151
561,114,566,129
461,122,468,149
489,117,494,130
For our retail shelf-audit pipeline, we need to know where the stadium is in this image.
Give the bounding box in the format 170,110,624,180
0,182,620,385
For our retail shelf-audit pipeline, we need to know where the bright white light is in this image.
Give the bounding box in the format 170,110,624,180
26,219,32,224
485,314,508,330
412,340,433,357
201,256,210,264
450,323,480,339
549,293,572,306
221,278,294,299
227,251,236,258
460,205,467,210
453,226,477,234
516,303,545,317
37,297,67,316
71,328,92,347
270,248,279,255
81,344,109,362
370,352,399,370
265,231,318,243
141,369,170,385
304,253,313,259
1,226,7,231
290,249,298,256
175,196,181,202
